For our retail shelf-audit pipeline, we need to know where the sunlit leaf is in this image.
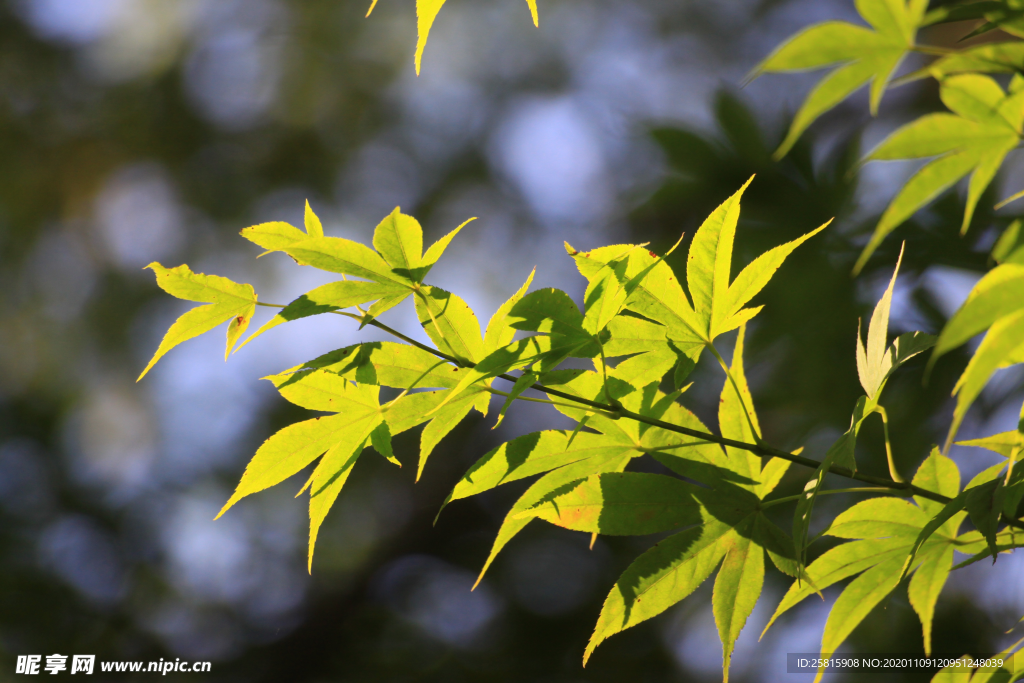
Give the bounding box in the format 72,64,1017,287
239,281,408,350
492,371,537,430
473,447,637,588
414,285,486,364
686,178,827,340
303,200,324,238
517,472,704,535
713,517,764,682
908,541,954,656
585,516,737,665
138,263,256,380
284,235,415,287
900,43,1024,83
417,387,480,481
752,0,928,158
483,268,536,354
856,245,902,398
718,325,767,495
856,75,1024,273
958,430,1024,459
309,419,382,569
441,431,636,513
240,221,309,253
373,207,422,272
813,553,905,681
793,397,869,570
993,220,1024,265
931,263,1024,363
947,308,1024,448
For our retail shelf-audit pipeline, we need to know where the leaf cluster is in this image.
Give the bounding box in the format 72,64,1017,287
135,2,1024,680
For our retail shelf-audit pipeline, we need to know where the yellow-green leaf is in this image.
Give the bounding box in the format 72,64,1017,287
240,221,308,253
373,207,422,272
712,517,763,683
239,281,409,351
138,263,256,380
414,285,486,364
417,388,479,481
307,416,381,571
284,235,413,286
484,268,536,354
474,447,636,588
303,200,324,238
585,517,736,665
517,472,704,535
947,308,1024,449
856,75,1024,273
932,264,1024,362
957,430,1024,459
752,0,925,158
216,411,371,519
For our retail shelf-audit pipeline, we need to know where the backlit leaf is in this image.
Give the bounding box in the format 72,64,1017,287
484,268,536,354
908,542,954,656
686,178,826,340
947,308,1024,448
517,472,704,535
931,263,1024,362
216,409,378,520
306,408,388,569
957,431,1024,459
993,220,1024,265
753,0,927,158
900,42,1024,83
492,371,537,430
373,207,422,272
856,75,1024,273
813,553,906,682
284,235,414,287
713,517,764,682
585,516,737,665
793,397,869,570
417,388,480,481
414,285,486,364
473,447,637,587
240,221,308,253
239,281,408,350
441,431,635,513
138,263,256,380
303,200,324,238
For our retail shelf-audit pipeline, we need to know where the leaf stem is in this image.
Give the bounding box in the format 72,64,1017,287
875,405,905,483
760,487,907,510
910,44,957,56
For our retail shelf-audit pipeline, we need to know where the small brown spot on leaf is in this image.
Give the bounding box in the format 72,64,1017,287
236,316,246,324
648,250,656,258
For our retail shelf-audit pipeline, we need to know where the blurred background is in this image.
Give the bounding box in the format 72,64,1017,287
2,0,1024,680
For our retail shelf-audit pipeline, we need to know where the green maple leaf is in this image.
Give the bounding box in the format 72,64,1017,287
752,0,928,159
366,0,540,75
856,74,1024,274
138,263,257,380
237,206,473,346
766,450,988,680
567,178,826,391
929,262,1024,449
582,326,803,677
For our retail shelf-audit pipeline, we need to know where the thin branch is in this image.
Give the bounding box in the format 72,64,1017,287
256,300,1024,529
760,487,907,510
